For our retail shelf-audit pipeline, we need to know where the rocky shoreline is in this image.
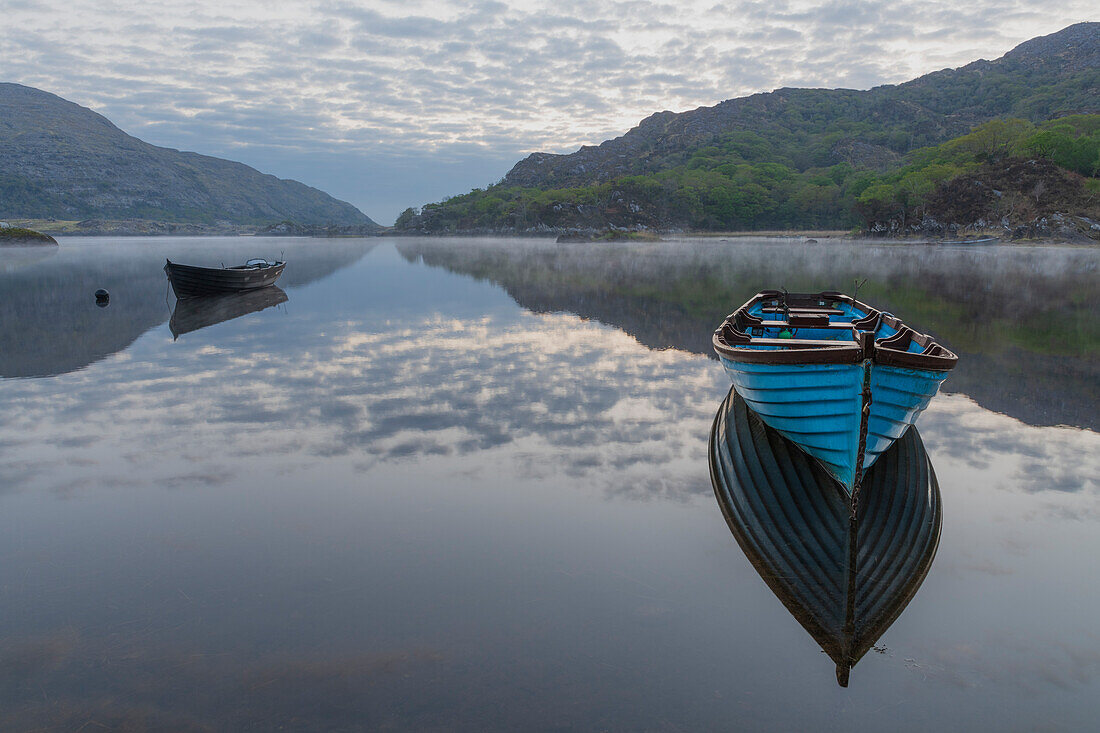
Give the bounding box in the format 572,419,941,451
861,158,1100,244
391,223,1097,244
864,212,1100,244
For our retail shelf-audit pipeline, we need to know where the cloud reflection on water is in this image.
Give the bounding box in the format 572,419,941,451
0,308,724,502
919,394,1100,497
399,237,1100,432
2,297,1097,510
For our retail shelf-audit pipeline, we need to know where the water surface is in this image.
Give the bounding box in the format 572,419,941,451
1,236,1098,731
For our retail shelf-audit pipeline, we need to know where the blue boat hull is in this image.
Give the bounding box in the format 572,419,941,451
712,291,956,495
719,358,948,492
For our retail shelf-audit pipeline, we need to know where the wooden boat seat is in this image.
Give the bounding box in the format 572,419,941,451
878,327,913,351
851,311,882,330
752,320,852,330
761,307,845,316
748,338,855,348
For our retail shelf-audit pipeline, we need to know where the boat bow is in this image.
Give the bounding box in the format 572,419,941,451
712,291,956,494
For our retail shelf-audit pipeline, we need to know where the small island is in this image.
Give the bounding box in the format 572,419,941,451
0,224,57,245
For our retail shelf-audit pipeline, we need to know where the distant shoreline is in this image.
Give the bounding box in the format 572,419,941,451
385,228,1095,245
25,231,1097,247
10,218,1096,244
6,218,388,238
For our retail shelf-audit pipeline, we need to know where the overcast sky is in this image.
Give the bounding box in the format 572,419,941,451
1,1,1093,223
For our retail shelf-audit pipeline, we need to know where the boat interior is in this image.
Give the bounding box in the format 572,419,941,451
228,258,283,270
713,290,958,369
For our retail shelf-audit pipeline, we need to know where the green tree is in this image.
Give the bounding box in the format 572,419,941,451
394,207,419,229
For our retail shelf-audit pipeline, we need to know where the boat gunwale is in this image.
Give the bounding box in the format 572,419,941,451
713,290,958,371
164,259,286,299
165,259,286,276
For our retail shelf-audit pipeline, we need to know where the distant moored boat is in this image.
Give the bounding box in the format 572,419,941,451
940,236,999,245
164,258,285,299
712,290,957,496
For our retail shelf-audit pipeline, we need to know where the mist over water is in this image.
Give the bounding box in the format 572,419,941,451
1,237,1098,730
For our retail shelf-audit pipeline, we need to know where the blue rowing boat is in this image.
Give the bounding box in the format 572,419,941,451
712,290,957,496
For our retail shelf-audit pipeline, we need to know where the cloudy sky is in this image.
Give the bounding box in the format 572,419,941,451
1,1,1093,223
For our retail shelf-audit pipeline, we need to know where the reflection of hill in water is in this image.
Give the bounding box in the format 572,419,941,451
711,390,941,687
399,239,1100,431
0,238,376,377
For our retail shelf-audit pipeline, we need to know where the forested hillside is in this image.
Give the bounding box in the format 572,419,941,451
395,23,1099,237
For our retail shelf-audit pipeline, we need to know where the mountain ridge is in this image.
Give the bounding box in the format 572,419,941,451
501,23,1099,190
395,23,1099,236
0,83,379,229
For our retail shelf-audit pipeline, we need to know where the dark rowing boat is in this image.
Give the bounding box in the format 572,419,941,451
709,389,941,687
164,258,285,299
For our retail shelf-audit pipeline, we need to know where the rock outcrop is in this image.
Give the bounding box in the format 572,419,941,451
0,224,57,245
863,158,1100,241
500,24,1099,192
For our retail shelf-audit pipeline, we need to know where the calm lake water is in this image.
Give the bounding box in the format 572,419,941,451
1,236,1098,731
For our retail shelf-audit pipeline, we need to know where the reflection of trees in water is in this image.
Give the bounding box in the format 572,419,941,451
399,238,1100,430
0,238,376,377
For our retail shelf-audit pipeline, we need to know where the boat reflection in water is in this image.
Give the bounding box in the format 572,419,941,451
169,286,288,340
709,389,941,687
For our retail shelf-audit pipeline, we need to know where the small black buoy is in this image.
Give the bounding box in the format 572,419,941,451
95,289,110,307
